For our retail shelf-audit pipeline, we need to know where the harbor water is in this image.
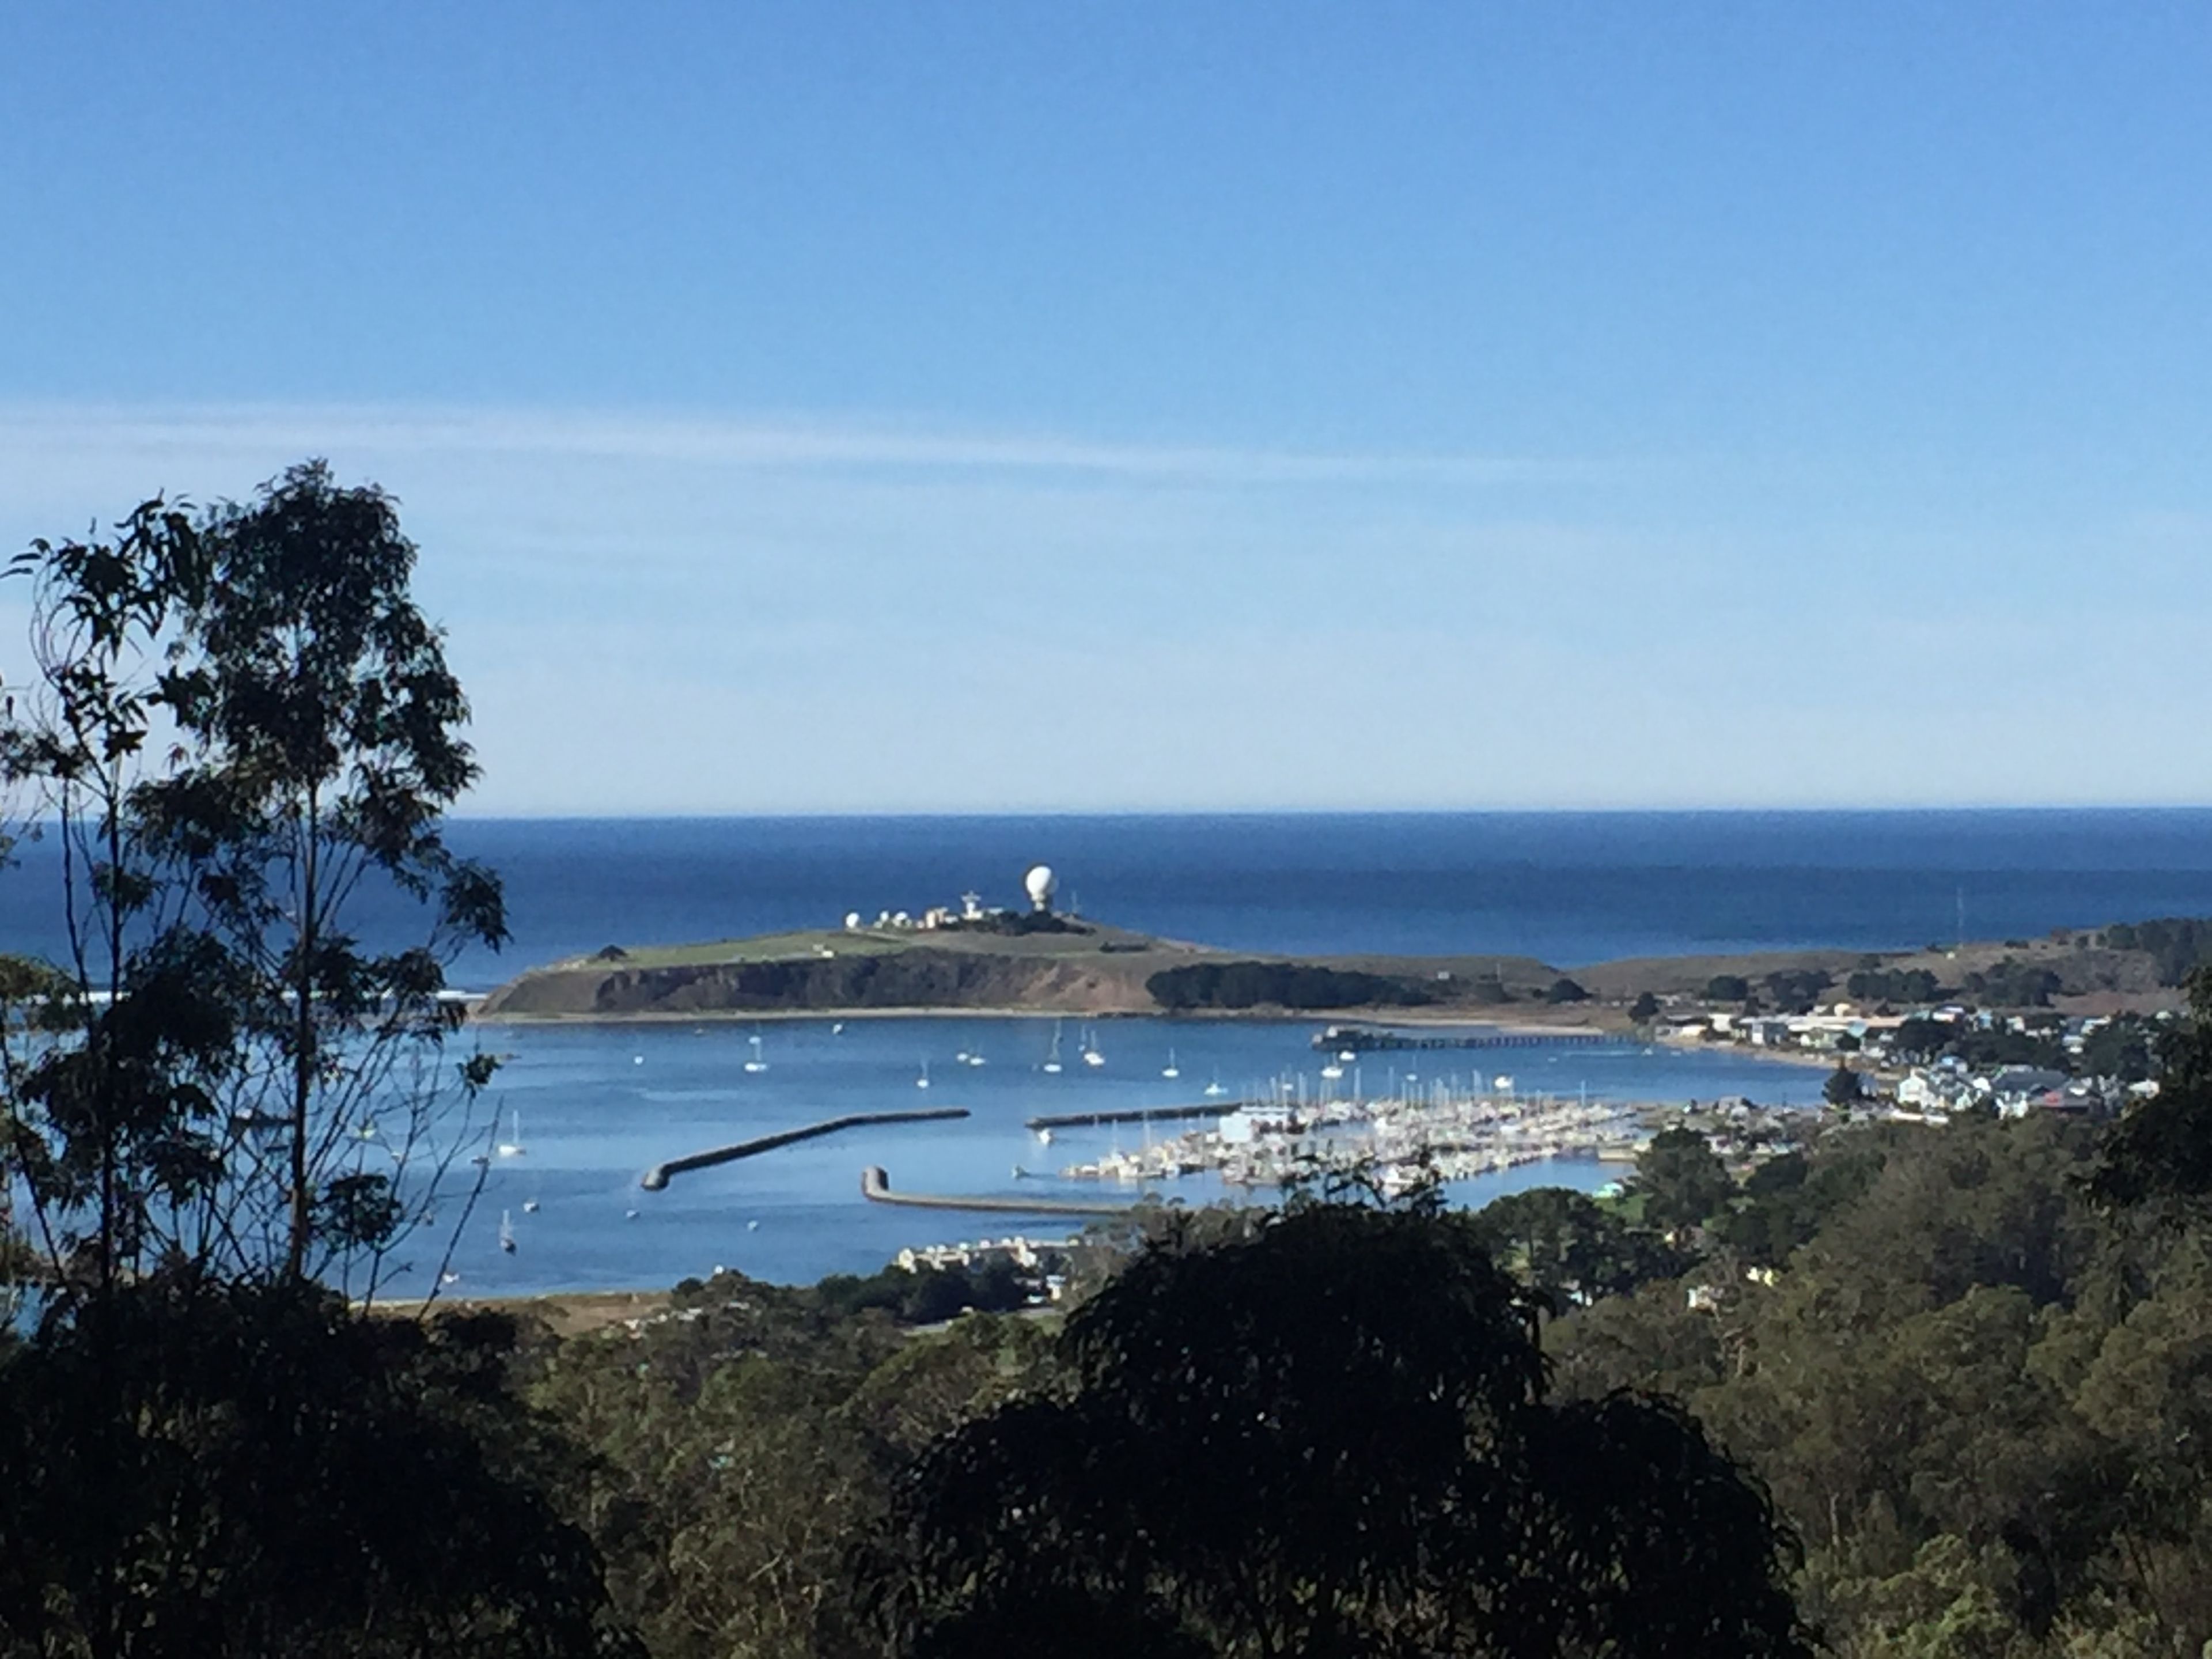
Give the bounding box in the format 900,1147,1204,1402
416,1017,1827,1296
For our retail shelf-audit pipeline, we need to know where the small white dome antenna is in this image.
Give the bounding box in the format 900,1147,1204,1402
1023,863,1058,913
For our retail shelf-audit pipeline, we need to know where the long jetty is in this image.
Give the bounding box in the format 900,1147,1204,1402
861,1165,1138,1218
640,1108,969,1190
1315,1027,1620,1053
1024,1101,1246,1131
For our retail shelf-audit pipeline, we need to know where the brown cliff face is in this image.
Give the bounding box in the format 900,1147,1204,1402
476,946,1160,1018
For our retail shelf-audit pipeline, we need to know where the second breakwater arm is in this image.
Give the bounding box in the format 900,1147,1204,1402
641,1107,969,1190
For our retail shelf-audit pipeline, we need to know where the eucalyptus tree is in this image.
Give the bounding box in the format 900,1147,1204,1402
1,461,506,1298
0,470,631,1659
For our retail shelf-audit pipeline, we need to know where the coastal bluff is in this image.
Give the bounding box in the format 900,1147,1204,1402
471,919,1560,1021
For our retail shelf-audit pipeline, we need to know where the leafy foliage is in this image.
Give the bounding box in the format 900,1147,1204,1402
1846,966,1944,1004
846,1203,1810,1658
1636,1125,1737,1234
1548,1101,2212,1654
1467,1185,1685,1302
1,463,505,1297
2090,969,2212,1210
0,1279,628,1658
2103,918,2212,987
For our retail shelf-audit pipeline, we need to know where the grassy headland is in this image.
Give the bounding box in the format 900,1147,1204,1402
472,914,2197,1025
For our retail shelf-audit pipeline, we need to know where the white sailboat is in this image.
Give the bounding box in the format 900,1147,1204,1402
1043,1020,1064,1075
1081,1024,1105,1067
1203,1070,1226,1098
1161,1048,1180,1080
916,1059,931,1090
496,1108,525,1157
498,1210,516,1253
743,1032,769,1074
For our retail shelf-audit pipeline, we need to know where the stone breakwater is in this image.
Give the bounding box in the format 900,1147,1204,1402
639,1108,971,1190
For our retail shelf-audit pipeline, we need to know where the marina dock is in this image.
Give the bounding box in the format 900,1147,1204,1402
1315,1025,1620,1053
639,1107,969,1190
1024,1101,1246,1131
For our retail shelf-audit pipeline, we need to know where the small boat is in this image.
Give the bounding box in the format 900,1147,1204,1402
1320,1063,1343,1081
497,1108,525,1157
1338,1050,1357,1064
743,1032,769,1074
624,1208,640,1221
1035,1126,1054,1146
1161,1048,1180,1080
1043,1020,1065,1075
440,1270,461,1286
965,1052,987,1067
354,1118,379,1141
1082,1025,1105,1068
1203,1074,1226,1098
522,1198,540,1214
747,1219,759,1231
831,1021,845,1035
632,1055,644,1066
499,1210,516,1254
916,1060,931,1090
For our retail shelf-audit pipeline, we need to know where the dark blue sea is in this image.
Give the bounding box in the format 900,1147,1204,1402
442,809,2212,991
5,810,2210,1294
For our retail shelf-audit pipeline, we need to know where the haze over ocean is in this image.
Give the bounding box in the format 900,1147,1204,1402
6,809,2207,993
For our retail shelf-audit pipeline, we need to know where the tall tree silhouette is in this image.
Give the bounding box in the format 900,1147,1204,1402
843,1201,1812,1658
0,470,618,1658
2,462,505,1297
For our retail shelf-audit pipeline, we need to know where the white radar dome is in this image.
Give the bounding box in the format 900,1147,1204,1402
1023,864,1058,910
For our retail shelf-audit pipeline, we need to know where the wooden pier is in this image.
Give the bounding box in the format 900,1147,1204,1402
639,1107,969,1190
1313,1027,1621,1054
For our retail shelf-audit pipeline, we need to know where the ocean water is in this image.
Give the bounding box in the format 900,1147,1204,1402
5,810,2211,990
5,809,2210,1291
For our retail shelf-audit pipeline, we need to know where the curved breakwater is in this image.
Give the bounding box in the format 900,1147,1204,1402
639,1107,970,1190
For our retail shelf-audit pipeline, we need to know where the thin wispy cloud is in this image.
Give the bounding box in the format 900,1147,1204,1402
0,402,1609,492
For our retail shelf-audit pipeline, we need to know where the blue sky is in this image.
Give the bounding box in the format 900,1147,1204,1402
1,4,2207,812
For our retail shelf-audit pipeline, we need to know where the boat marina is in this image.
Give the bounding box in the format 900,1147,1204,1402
1056,1077,1656,1191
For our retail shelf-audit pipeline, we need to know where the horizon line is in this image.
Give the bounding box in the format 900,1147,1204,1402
438,802,2212,822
